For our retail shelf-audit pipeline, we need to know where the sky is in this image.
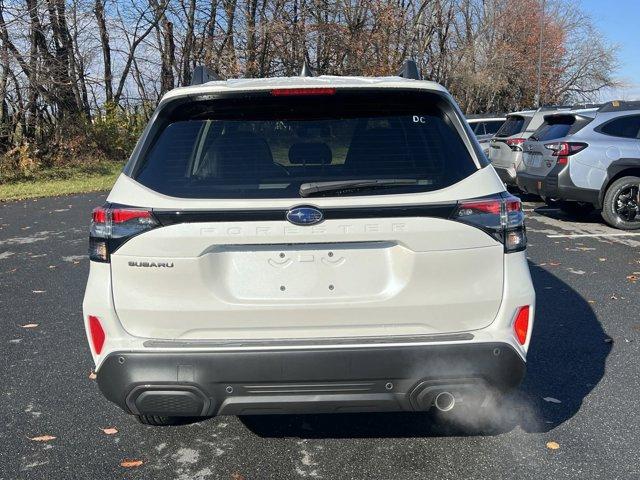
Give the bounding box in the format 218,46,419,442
579,0,640,100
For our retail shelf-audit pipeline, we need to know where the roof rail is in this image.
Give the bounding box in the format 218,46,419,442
300,61,314,77
538,105,573,111
597,100,640,113
190,65,221,86
398,59,421,80
466,113,507,119
571,103,602,109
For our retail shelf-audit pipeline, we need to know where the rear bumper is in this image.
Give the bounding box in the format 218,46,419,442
544,165,601,207
97,342,526,416
517,168,600,206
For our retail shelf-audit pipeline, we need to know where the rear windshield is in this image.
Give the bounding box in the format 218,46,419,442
133,90,478,199
495,115,527,137
531,114,592,141
483,120,505,135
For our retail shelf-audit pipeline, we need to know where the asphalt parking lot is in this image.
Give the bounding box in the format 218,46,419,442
1,192,639,480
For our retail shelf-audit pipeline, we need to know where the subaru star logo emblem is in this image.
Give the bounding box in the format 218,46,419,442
286,206,323,226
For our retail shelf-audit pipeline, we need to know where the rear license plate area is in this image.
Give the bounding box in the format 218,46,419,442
523,152,542,167
209,242,399,301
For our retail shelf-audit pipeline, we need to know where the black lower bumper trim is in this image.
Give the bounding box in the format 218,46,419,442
97,343,526,416
517,168,600,206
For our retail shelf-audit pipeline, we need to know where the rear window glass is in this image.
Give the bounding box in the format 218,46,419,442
532,114,593,141
484,120,504,135
134,91,478,199
598,115,640,139
495,116,526,137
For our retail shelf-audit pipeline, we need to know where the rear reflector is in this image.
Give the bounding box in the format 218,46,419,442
88,315,105,354
271,88,336,96
513,306,530,345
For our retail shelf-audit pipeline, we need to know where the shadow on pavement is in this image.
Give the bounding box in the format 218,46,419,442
239,262,610,439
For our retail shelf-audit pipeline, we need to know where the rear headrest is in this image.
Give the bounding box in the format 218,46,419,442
197,131,276,178
344,127,410,173
288,142,332,165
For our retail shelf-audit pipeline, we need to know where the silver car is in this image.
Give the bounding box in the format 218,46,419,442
489,107,576,186
467,115,505,156
517,101,640,229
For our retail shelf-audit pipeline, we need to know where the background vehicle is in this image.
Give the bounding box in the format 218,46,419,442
466,115,506,156
83,65,535,426
517,107,598,213
517,101,640,229
489,106,576,186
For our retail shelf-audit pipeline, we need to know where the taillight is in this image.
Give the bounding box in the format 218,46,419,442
453,193,526,252
506,138,525,151
88,315,106,354
271,88,336,96
544,142,587,165
89,205,158,262
513,306,530,345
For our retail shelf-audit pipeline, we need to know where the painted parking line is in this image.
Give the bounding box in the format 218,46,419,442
547,232,640,238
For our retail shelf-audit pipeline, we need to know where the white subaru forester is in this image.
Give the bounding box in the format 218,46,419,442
83,67,535,426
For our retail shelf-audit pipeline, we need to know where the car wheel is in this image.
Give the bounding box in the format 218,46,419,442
557,201,594,218
602,176,640,230
136,415,203,426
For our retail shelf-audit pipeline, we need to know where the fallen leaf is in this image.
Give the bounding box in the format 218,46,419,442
32,290,45,294
567,268,585,275
546,441,560,450
88,371,97,380
231,473,246,480
101,427,118,435
21,323,39,328
543,397,562,404
29,435,56,442
120,459,143,468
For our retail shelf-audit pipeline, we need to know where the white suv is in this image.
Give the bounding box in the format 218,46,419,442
83,68,535,426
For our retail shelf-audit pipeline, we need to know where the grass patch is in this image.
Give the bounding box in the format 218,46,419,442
0,162,123,201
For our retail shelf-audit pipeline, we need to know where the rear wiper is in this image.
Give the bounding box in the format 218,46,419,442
299,179,419,197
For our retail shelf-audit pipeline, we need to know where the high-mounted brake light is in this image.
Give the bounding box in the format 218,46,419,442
88,315,105,354
544,142,587,165
513,306,530,345
506,138,525,152
454,193,527,252
89,206,158,262
271,88,336,96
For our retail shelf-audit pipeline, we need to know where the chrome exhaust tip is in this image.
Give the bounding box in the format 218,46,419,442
434,391,456,412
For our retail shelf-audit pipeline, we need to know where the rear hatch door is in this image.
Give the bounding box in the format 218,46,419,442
522,112,594,177
109,89,506,341
489,115,528,169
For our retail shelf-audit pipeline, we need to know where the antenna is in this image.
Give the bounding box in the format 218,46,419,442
398,59,421,80
300,61,314,78
190,66,221,86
